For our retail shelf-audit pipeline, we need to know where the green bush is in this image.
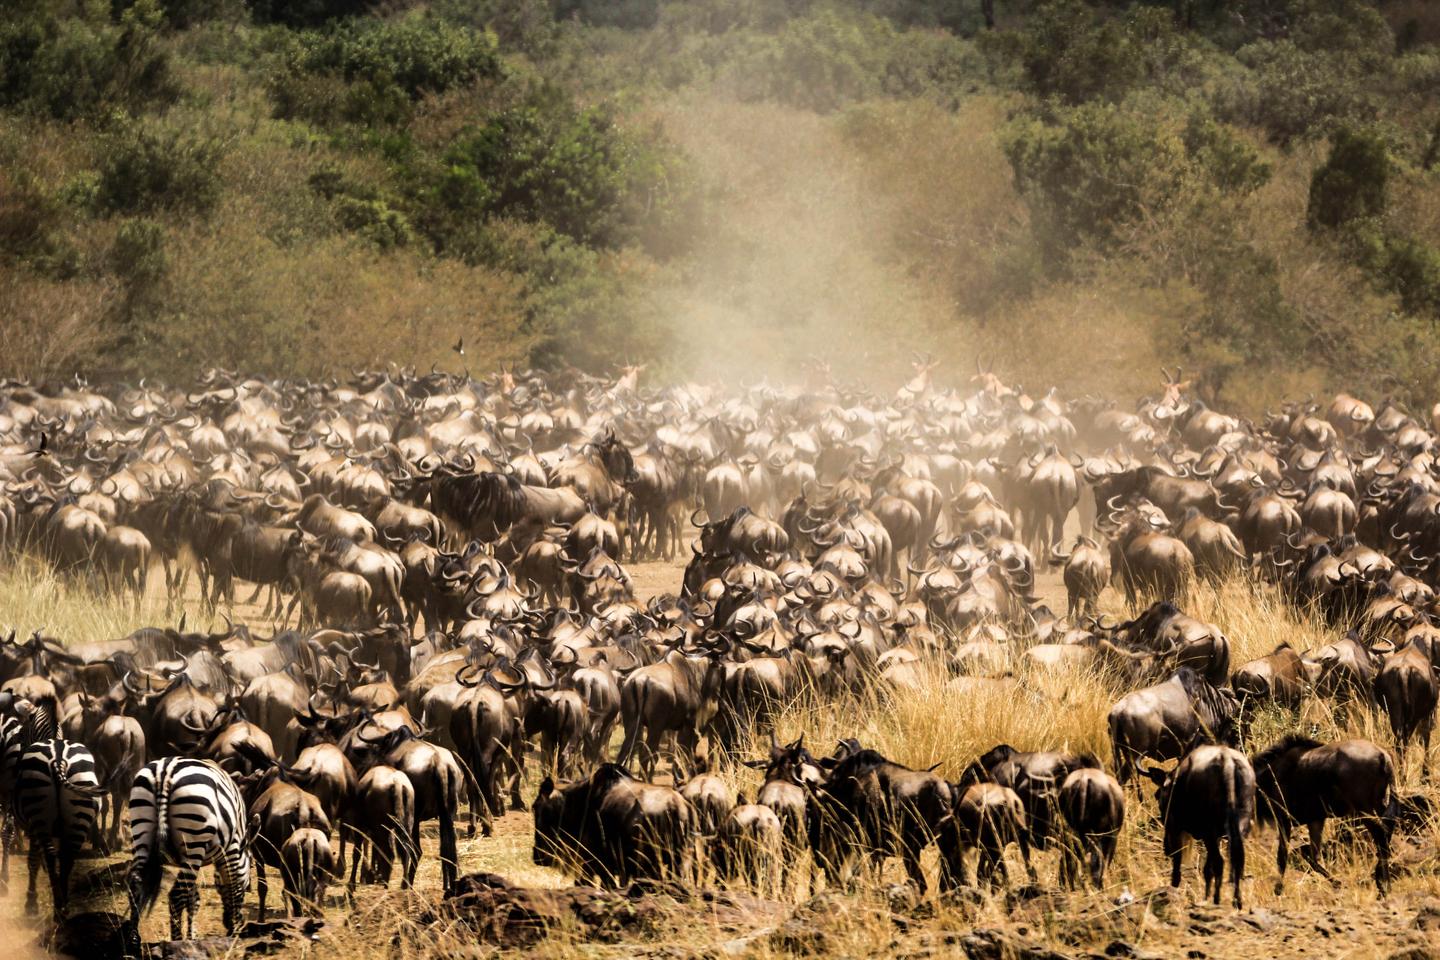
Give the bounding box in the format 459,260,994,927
422,87,692,250
334,197,414,249
1183,114,1271,195
1223,41,1370,146
0,173,79,278
0,0,177,120
248,0,378,27
110,218,168,286
1377,235,1440,317
271,15,501,123
554,0,660,29
1351,228,1440,319
1307,127,1389,230
991,1,1196,106
95,125,226,217
1006,102,1189,258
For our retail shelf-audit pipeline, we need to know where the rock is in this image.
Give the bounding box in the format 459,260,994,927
1415,901,1440,932
1104,942,1141,958
44,912,141,960
235,917,326,953
1389,949,1440,960
885,882,920,915
960,929,1014,960
1020,948,1074,960
1242,908,1275,933
437,871,666,947
768,918,832,956
148,938,236,960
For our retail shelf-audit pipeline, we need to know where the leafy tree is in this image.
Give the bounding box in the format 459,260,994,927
95,124,226,217
269,15,501,124
0,0,176,120
554,0,659,29
424,87,689,250
1307,127,1389,230
994,1,1194,105
1006,102,1188,258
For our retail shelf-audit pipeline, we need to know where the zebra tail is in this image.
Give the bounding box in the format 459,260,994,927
135,767,171,917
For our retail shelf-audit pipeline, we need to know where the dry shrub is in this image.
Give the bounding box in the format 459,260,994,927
0,267,116,378
963,268,1193,400
143,196,533,377
840,95,1034,314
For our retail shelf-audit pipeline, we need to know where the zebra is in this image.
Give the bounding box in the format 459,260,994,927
9,738,101,918
128,757,257,940
0,694,56,895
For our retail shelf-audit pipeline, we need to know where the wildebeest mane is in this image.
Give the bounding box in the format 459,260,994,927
1252,733,1323,770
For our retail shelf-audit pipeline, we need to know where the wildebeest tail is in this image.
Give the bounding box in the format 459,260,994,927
1380,748,1399,828
1223,753,1245,860
437,766,458,894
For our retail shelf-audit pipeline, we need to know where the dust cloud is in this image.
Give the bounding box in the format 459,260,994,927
650,95,966,390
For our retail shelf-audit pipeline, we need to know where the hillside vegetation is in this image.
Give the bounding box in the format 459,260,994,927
5,0,1440,409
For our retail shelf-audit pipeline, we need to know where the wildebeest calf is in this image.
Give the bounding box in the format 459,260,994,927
943,781,1030,888
714,799,783,895
281,827,335,917
1058,767,1125,888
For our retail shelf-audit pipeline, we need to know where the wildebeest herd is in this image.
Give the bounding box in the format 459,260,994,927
0,363,1435,945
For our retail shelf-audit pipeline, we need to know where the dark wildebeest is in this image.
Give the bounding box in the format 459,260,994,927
532,764,693,887
1108,668,1237,783
1058,766,1125,888
806,742,953,894
1374,636,1439,778
943,778,1030,888
965,744,1097,854
1144,744,1256,908
1251,735,1395,895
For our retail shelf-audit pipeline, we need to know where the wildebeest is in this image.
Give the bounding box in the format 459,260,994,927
1251,735,1395,895
1057,766,1124,888
1145,744,1256,908
943,779,1030,888
1108,668,1237,783
1374,636,1438,777
806,743,953,893
532,763,693,886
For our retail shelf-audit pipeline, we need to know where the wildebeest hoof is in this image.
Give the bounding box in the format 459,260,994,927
1273,880,1285,895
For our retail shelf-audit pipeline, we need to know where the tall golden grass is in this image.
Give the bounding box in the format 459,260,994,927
2,559,1439,958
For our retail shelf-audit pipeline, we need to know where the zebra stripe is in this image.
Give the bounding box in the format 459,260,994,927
128,757,253,941
10,738,101,918
0,714,27,893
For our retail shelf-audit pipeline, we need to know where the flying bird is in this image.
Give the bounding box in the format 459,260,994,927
452,336,466,358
